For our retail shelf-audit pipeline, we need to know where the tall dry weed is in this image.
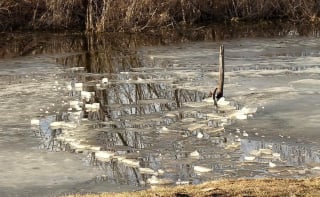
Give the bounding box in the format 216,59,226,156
0,0,320,32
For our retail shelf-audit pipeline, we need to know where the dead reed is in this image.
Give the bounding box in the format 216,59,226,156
0,0,320,32
1,0,320,32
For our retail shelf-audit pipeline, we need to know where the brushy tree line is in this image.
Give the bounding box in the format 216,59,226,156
1,0,320,32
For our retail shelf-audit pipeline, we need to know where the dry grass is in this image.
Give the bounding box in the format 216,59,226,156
65,178,320,197
1,0,320,32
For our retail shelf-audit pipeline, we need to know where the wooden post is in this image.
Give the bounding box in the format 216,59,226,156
217,45,224,99
213,45,225,107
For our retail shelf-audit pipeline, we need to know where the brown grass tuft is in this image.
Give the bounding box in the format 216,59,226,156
63,178,320,197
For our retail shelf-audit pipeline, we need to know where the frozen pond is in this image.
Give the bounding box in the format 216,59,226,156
1,26,320,196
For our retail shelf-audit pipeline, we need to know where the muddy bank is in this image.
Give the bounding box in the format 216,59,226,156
65,178,320,197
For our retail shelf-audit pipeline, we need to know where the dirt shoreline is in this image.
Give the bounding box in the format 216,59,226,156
64,178,320,197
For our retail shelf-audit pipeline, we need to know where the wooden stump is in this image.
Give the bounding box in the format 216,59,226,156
214,45,225,107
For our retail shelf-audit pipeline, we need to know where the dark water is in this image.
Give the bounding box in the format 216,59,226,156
1,24,320,196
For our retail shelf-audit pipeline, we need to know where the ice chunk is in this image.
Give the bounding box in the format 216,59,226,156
194,166,212,173
190,150,200,158
95,151,114,162
244,156,255,161
139,167,155,175
30,119,40,126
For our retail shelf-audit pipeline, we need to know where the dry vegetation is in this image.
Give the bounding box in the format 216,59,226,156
1,0,320,32
64,178,320,197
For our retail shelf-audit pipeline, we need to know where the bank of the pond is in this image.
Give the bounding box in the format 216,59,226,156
64,178,320,197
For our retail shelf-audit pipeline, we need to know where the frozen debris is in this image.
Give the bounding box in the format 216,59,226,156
30,119,40,126
157,169,165,175
202,97,214,103
225,142,240,149
231,110,247,120
66,83,72,91
92,103,100,110
85,103,100,112
81,91,94,102
68,111,83,123
234,137,241,142
269,162,277,168
231,106,258,120
197,132,204,139
74,83,83,91
183,102,211,108
181,118,197,123
147,175,173,185
217,97,230,106
139,167,155,175
89,146,101,151
69,141,88,150
120,158,140,167
244,156,256,161
190,150,200,158
236,113,247,120
176,179,190,185
101,78,108,84
250,150,261,156
240,107,257,114
69,100,82,110
272,153,281,159
290,79,320,86
259,148,273,155
95,151,114,162
194,165,212,173
50,121,77,129
165,112,179,118
159,126,169,133
50,121,63,129
187,123,206,132
69,67,85,71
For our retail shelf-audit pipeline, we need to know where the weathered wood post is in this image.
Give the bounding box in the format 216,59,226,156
217,45,224,99
213,45,225,107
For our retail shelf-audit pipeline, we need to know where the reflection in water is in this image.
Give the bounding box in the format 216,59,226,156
240,138,320,166
12,25,320,188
